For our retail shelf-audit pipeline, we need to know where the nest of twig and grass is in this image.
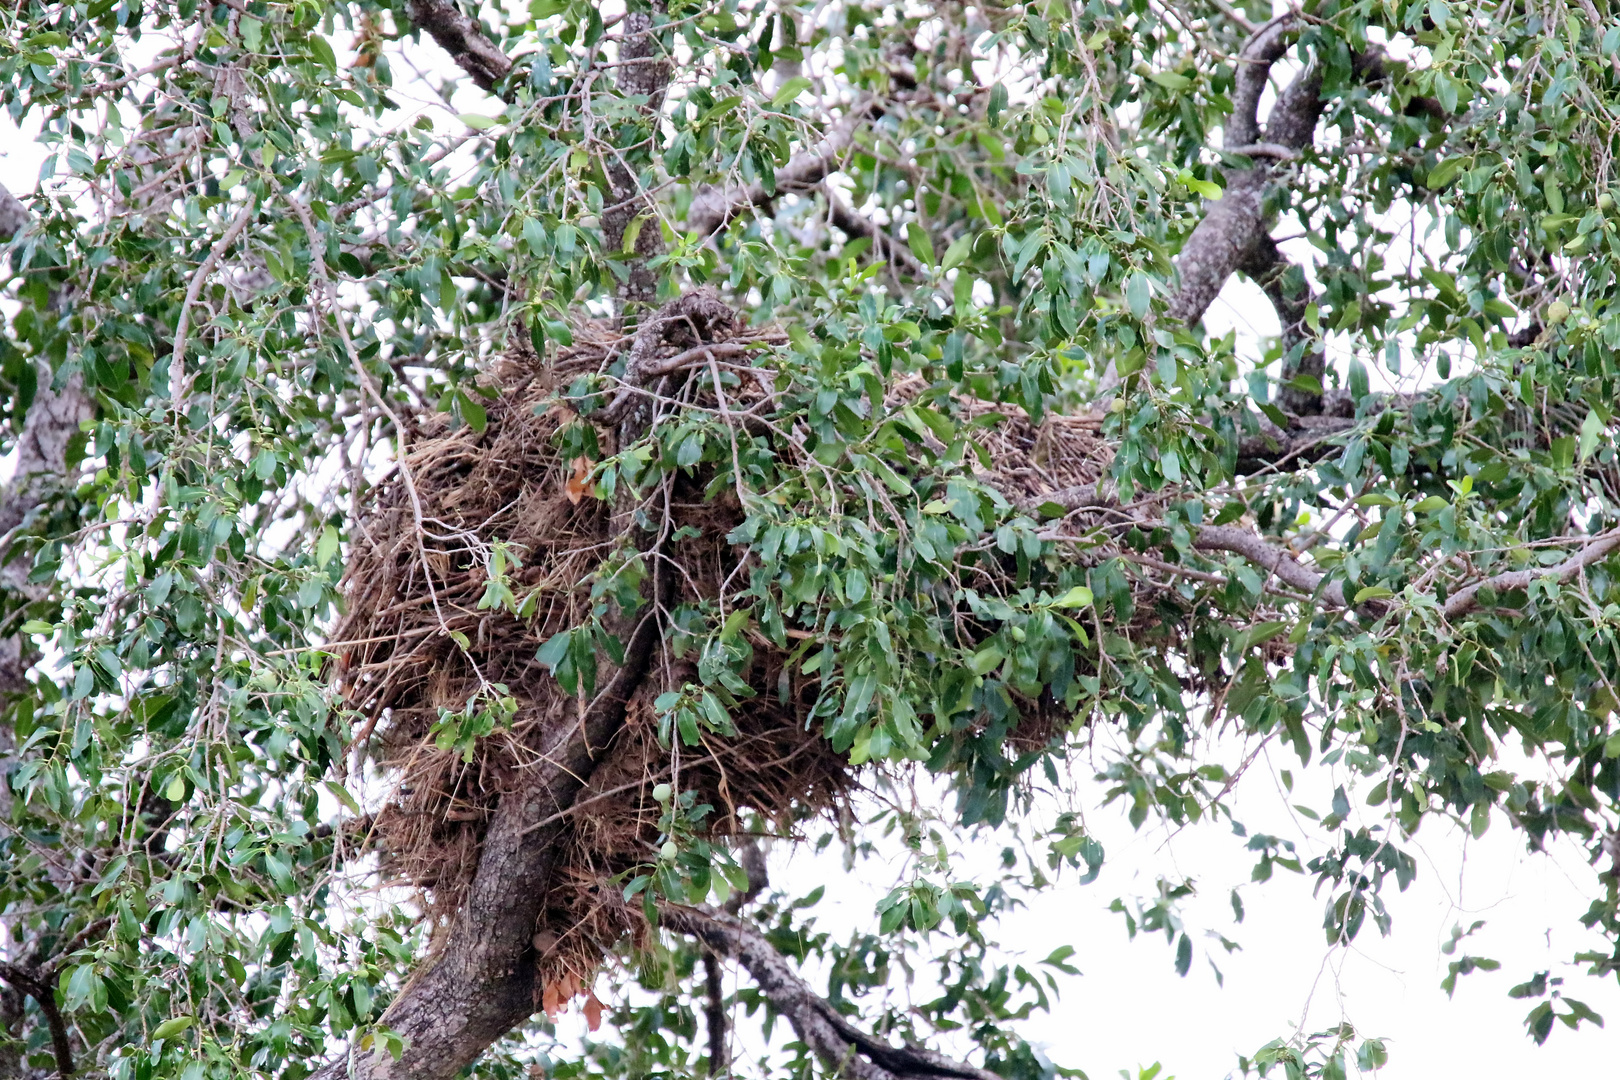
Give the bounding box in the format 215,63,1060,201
330,290,1154,1012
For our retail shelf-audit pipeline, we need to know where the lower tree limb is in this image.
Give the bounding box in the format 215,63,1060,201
661,905,999,1080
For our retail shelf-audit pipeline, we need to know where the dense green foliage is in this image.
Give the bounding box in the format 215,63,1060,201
1,0,1619,1078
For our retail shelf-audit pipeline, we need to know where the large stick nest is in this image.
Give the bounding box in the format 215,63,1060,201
332,293,1134,1002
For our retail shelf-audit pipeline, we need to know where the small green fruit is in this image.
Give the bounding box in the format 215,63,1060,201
660,840,678,861
1599,192,1615,211
651,783,672,803
1010,626,1027,642
1545,300,1571,325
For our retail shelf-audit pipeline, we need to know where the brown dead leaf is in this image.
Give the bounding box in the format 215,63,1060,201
583,992,603,1032
565,457,592,505
541,980,561,1018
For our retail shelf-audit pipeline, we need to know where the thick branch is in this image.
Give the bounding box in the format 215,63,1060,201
1193,525,1346,606
344,602,665,1080
403,0,513,93
702,949,728,1076
1032,488,1349,607
600,7,671,306
335,298,736,1080
0,185,27,243
1226,16,1300,148
1168,15,1328,332
661,906,999,1080
1443,529,1620,619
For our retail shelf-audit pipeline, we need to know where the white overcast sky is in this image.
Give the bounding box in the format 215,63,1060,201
2,4,1616,1077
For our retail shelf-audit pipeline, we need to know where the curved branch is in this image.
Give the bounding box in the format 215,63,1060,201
661,905,1000,1080
404,0,513,94
1443,529,1620,619
1226,15,1300,149
1193,524,1346,606
1168,16,1334,336
343,600,667,1080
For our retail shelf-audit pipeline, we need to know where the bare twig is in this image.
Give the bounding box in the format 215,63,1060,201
170,195,258,403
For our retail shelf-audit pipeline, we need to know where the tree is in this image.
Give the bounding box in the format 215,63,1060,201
0,0,1617,1077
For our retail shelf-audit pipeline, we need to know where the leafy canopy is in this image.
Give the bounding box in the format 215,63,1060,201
0,0,1618,1078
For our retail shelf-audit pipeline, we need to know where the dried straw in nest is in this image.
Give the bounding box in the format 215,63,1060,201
332,296,851,1007
887,375,1112,503
332,294,1141,1006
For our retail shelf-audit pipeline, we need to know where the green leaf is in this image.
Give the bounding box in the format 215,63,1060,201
1347,358,1369,403
968,644,1004,675
1184,176,1222,199
316,525,340,569
323,780,362,815
620,214,645,254
1412,496,1449,513
1148,71,1191,90
906,223,936,268
307,34,337,71
1237,621,1289,653
941,233,974,272
771,77,813,107
152,1015,194,1042
1353,586,1394,603
1126,273,1151,318
1579,408,1605,462
1426,156,1466,190
457,113,498,130
19,620,54,635
1051,585,1094,608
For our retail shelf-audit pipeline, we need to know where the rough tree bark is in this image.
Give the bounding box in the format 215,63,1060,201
0,180,95,1080
1165,14,1342,417
0,184,94,707
330,12,691,1078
